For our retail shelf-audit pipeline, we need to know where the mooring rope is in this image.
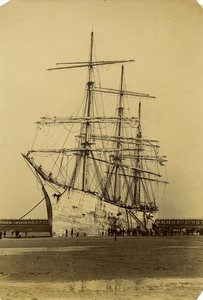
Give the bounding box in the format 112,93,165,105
0,197,45,232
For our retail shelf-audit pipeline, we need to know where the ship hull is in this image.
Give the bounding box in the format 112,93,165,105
42,184,154,237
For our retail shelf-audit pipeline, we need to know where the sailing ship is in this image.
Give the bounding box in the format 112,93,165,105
23,32,168,237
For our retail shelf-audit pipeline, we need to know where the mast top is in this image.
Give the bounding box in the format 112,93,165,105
47,31,134,71
47,60,135,71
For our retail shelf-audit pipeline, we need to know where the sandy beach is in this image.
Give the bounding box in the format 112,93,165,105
0,236,202,299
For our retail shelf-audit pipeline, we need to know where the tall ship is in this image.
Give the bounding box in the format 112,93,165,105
23,32,168,237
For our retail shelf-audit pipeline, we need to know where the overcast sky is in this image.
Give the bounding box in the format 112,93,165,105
0,0,203,219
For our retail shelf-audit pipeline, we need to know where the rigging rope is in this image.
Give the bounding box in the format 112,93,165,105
0,196,45,232
31,125,40,150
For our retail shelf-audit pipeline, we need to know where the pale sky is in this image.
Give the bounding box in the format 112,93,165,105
0,0,203,219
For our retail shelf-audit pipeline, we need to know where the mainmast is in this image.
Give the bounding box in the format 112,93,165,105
114,65,125,202
82,31,94,191
133,100,142,206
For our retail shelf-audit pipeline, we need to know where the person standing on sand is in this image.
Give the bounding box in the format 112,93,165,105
114,228,117,241
113,216,118,241
0,231,2,239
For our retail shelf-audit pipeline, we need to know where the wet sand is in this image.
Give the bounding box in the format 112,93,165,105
0,236,202,299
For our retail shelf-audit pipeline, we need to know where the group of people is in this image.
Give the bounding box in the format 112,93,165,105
65,228,74,237
65,228,87,237
0,230,23,239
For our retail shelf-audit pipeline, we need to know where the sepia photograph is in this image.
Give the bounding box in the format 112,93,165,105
0,0,203,299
